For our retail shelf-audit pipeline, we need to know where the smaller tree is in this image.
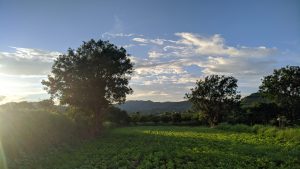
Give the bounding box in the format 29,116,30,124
259,66,300,123
186,75,241,127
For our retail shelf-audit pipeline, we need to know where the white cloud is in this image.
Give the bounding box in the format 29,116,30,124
0,33,281,102
132,37,148,43
129,91,168,98
0,47,60,75
122,44,136,48
150,39,164,45
148,51,164,58
173,32,277,57
102,32,138,39
3,47,60,62
126,32,279,101
132,37,168,45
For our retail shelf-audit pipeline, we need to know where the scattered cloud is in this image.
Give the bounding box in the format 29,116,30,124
132,37,172,45
0,33,282,102
126,32,278,101
102,32,137,39
129,91,169,98
0,47,60,75
132,37,148,43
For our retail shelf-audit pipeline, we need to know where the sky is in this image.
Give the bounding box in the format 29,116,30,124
0,0,300,103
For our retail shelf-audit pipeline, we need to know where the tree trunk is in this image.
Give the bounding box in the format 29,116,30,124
94,111,100,135
92,108,104,136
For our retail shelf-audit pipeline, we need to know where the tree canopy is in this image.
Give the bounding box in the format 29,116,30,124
259,66,300,122
42,39,133,133
186,75,241,127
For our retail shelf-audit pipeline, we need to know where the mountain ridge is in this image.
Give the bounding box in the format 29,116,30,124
115,100,192,114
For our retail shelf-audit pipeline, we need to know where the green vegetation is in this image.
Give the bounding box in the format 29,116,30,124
186,75,241,127
0,101,129,169
42,39,133,135
260,66,300,123
0,102,82,166
7,126,300,169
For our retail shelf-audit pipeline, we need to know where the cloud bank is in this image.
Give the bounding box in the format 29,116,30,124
126,32,278,101
0,33,282,103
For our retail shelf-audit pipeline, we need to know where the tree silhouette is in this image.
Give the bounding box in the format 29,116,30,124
186,75,241,127
42,39,133,134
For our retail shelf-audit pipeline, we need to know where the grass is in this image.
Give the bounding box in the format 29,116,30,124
8,126,300,169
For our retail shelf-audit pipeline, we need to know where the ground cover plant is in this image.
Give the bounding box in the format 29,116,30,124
9,126,300,169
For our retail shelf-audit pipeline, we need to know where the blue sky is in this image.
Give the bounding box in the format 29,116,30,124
0,0,300,103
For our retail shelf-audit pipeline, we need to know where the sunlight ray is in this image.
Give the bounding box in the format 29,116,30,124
0,140,8,169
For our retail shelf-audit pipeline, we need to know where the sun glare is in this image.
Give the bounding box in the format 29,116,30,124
0,141,7,169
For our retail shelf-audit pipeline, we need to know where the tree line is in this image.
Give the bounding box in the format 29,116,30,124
129,67,300,127
42,39,300,134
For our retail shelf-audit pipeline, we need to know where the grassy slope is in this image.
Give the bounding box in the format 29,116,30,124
12,126,300,169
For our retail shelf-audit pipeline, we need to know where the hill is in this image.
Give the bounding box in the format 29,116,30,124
241,92,271,108
115,100,192,114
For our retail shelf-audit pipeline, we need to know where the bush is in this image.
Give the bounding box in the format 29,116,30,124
103,107,129,125
216,123,253,133
171,113,181,123
216,123,300,144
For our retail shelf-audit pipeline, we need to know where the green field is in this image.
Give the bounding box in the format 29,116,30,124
10,126,300,169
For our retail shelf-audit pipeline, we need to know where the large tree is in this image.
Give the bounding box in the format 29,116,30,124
186,75,241,127
259,66,300,122
42,39,133,134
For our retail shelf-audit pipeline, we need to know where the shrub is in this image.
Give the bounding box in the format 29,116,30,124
216,123,253,133
216,123,300,144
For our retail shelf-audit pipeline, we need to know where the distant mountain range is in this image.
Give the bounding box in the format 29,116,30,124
0,93,267,115
115,100,192,114
118,93,270,115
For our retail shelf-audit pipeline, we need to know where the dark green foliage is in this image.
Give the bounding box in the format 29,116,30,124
42,39,133,133
148,114,161,123
259,66,300,122
216,123,300,142
130,112,141,124
181,112,193,121
128,112,184,124
103,107,129,125
246,103,279,125
186,75,241,127
160,112,172,123
171,112,182,123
